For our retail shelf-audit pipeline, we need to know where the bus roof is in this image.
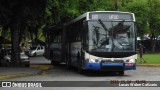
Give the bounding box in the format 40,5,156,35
64,11,135,26
47,24,63,30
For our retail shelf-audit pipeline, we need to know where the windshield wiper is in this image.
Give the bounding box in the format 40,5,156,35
98,19,109,34
92,25,100,45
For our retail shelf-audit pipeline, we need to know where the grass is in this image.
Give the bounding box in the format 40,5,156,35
0,73,36,80
30,65,53,71
137,53,160,64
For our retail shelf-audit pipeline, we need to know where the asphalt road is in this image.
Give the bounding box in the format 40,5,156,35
29,56,51,65
0,56,160,90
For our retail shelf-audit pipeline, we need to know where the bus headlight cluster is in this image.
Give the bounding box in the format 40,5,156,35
87,58,99,63
126,59,135,63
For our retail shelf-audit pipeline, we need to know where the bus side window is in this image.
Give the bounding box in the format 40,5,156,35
82,21,88,50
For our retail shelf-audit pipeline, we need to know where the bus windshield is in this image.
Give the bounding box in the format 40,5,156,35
88,20,135,52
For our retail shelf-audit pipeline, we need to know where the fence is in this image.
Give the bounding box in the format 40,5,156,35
138,40,160,53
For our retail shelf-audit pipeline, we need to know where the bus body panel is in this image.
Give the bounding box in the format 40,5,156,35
85,62,136,71
45,11,137,74
84,52,136,71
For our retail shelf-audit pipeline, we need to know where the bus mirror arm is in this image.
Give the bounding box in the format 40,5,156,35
98,19,110,37
98,19,109,32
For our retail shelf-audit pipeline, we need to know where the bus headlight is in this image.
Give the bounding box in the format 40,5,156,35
89,58,96,63
86,58,99,63
126,59,135,63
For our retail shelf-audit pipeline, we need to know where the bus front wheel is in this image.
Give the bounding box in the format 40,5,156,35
119,71,124,75
77,52,84,73
51,61,60,66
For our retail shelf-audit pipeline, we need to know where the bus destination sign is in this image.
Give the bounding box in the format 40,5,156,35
89,12,134,21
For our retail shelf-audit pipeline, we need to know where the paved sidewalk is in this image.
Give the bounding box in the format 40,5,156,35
137,64,160,67
0,65,53,80
0,67,41,76
0,67,41,80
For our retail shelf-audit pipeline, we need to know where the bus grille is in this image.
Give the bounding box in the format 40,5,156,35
101,66,123,71
101,60,124,63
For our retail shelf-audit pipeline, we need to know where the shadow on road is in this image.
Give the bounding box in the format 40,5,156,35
30,56,132,77
53,64,132,77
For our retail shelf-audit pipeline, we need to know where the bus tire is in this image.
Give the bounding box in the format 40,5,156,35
5,60,10,67
51,61,60,66
119,71,124,75
66,60,70,69
25,64,30,67
77,52,83,73
51,60,55,65
51,60,53,65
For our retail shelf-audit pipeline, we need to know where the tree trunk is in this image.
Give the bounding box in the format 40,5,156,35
11,18,20,67
151,40,156,52
150,32,156,52
113,0,119,11
114,2,118,10
149,20,156,52
34,27,38,45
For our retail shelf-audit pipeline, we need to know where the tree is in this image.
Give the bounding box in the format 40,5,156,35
147,0,160,52
0,0,46,67
147,0,160,37
124,0,149,35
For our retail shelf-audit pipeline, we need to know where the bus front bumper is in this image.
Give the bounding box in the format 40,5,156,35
84,62,136,71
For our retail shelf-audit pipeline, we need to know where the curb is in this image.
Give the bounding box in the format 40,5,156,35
0,73,38,80
137,64,160,67
30,64,53,71
0,65,53,80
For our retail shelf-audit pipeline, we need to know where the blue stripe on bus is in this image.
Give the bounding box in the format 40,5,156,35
85,62,101,70
84,62,136,71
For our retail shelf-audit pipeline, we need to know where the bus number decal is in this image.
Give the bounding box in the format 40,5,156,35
109,15,119,20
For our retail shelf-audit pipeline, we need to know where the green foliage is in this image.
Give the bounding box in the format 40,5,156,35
147,0,160,36
1,0,160,46
87,0,114,11
61,0,80,21
58,0,160,37
57,0,160,52
123,0,150,34
37,25,46,42
45,0,61,25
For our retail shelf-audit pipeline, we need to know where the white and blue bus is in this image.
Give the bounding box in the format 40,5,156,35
45,11,137,75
